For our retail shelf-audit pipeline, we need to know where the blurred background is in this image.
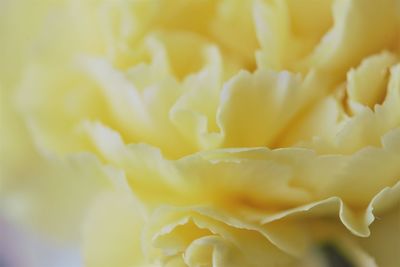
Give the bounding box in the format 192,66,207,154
0,216,81,267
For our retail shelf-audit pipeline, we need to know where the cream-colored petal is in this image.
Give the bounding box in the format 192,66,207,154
86,122,400,224
254,0,333,71
84,122,190,206
5,1,107,157
149,31,216,80
97,0,218,69
254,180,400,238
253,0,291,70
83,191,148,267
217,68,330,148
0,83,38,187
170,46,224,151
347,51,398,109
184,235,251,267
83,56,192,158
177,145,400,237
255,0,398,76
145,206,296,267
145,205,382,266
278,96,344,148
286,59,400,153
211,0,258,68
358,203,400,267
1,153,112,241
298,0,398,77
296,222,378,267
0,0,102,88
77,144,400,266
177,149,312,207
333,64,400,153
16,66,92,155
186,142,400,209
146,204,390,266
163,255,186,267
84,29,232,159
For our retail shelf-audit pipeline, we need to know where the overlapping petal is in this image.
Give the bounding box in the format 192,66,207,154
2,0,400,266
83,168,398,266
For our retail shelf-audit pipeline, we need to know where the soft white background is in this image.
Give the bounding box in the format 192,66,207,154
0,217,81,267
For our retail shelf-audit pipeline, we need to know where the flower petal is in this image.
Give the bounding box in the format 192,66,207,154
1,153,112,240
83,191,148,267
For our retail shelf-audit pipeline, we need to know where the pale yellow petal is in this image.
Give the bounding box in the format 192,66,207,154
177,148,312,207
359,204,400,267
299,0,398,77
285,57,400,153
254,0,333,71
278,96,344,147
347,51,398,109
84,122,189,206
0,0,67,88
184,235,251,267
145,206,296,267
0,83,37,185
1,153,112,240
217,68,330,148
83,192,147,267
211,0,258,69
170,46,224,150
86,122,400,221
16,63,109,155
333,64,400,153
98,0,218,69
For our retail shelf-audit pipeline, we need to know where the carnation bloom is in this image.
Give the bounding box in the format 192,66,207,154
1,0,400,267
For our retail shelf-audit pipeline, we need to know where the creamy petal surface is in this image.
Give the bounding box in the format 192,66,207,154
1,0,400,266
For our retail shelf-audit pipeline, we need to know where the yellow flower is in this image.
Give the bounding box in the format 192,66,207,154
1,0,400,266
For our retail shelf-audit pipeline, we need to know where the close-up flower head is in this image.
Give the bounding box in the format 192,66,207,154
1,0,400,266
